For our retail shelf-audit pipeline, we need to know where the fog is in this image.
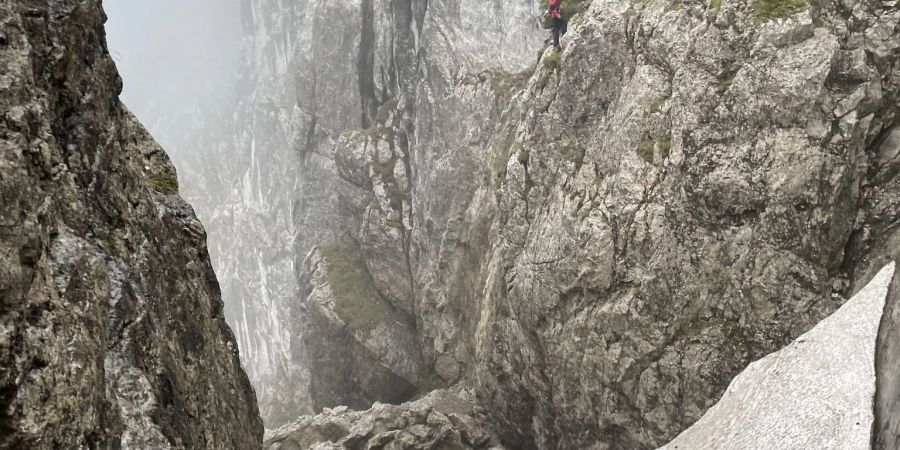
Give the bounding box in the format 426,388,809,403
104,0,241,158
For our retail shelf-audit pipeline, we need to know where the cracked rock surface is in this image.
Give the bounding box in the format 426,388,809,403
286,0,900,447
88,0,900,447
0,1,262,448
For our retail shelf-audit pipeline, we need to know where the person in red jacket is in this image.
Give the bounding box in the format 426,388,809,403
548,0,568,50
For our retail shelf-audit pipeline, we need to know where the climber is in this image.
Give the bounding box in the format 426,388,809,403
547,0,568,50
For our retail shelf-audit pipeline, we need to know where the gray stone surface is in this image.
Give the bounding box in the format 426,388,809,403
264,388,500,450
0,1,262,448
285,0,900,447
874,263,900,449
661,263,894,450
98,0,900,447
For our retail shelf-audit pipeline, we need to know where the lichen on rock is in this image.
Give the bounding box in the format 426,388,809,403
0,1,262,448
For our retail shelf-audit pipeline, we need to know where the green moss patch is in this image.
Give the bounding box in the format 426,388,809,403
148,173,179,195
371,158,397,178
665,0,683,12
649,96,669,114
636,139,656,163
104,233,123,255
754,0,807,21
636,136,672,164
542,50,561,72
375,99,399,125
320,237,387,333
537,50,562,90
658,137,672,158
490,75,514,99
708,0,723,20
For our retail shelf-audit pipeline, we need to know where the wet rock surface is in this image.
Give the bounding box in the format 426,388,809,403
0,1,262,448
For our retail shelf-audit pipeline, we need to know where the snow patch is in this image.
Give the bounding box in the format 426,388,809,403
660,263,895,450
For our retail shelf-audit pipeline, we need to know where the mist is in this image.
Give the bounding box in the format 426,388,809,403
104,0,241,160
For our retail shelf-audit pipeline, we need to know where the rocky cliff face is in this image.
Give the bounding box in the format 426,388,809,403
108,0,313,427
875,263,900,448
98,0,900,446
288,0,900,448
0,1,262,448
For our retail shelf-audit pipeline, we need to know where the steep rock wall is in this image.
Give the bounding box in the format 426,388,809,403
290,0,900,449
0,1,262,448
211,0,312,426
289,0,543,413
874,264,900,448
477,0,899,447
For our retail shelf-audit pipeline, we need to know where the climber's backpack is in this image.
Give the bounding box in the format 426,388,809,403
541,12,554,29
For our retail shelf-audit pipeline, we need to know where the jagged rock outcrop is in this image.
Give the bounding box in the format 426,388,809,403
475,0,898,447
108,0,313,426
264,388,501,450
290,0,900,448
660,263,893,449
0,1,262,448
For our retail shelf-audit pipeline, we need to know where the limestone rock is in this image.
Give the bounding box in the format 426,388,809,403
264,388,499,450
0,1,262,448
102,0,900,446
289,0,900,446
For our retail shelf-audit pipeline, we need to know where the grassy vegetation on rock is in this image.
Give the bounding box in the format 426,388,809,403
708,0,723,20
320,236,388,333
537,50,562,90
754,0,807,21
636,139,656,163
649,95,669,114
636,136,672,163
148,173,179,195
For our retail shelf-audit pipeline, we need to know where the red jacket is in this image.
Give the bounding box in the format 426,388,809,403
548,0,561,18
